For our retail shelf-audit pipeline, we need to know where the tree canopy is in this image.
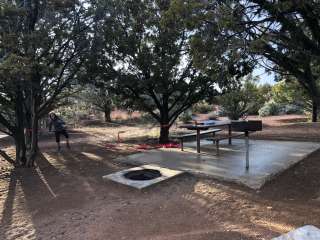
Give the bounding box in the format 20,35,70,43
89,0,251,143
1,0,319,166
236,0,320,121
0,0,91,165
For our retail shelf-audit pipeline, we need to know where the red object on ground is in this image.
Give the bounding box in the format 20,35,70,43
158,143,180,148
105,143,117,149
136,144,160,150
136,142,180,150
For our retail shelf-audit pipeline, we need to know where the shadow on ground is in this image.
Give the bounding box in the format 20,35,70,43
1,128,320,239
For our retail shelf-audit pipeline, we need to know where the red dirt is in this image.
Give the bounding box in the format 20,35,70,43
1,115,320,240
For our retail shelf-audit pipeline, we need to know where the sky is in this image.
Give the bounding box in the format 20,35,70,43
253,67,275,85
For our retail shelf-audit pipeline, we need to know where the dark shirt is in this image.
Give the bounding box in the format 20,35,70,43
49,117,66,132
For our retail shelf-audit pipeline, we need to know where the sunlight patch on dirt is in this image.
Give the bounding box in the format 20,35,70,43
254,219,293,234
81,152,103,161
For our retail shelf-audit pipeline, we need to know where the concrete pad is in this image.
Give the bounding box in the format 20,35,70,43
272,225,320,240
103,164,184,189
115,139,320,189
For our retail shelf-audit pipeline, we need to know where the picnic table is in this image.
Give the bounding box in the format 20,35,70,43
179,120,232,153
178,120,263,170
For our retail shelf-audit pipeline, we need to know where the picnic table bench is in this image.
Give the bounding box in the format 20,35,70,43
206,132,250,155
175,128,222,151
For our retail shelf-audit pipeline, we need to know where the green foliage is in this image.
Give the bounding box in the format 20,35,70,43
219,75,271,120
283,105,304,115
179,111,193,123
140,112,157,124
190,1,254,91
192,102,213,114
0,0,91,164
258,80,307,117
238,1,320,121
258,101,281,117
89,0,250,142
271,80,310,109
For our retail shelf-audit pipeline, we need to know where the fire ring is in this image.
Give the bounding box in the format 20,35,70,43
123,169,162,181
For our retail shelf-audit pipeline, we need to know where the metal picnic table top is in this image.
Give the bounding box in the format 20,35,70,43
179,120,232,130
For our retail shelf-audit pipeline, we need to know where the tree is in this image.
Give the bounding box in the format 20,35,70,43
219,75,269,120
92,0,250,143
0,54,28,165
236,1,320,121
81,85,115,122
272,79,311,112
0,1,90,166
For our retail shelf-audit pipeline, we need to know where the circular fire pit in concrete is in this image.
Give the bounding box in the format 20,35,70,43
124,169,161,181
103,164,184,189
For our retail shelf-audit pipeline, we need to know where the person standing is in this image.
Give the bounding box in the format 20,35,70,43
49,113,70,151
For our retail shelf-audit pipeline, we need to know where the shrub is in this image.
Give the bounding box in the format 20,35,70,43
140,112,156,123
258,101,281,117
218,75,271,120
283,104,304,114
179,111,193,123
192,102,213,114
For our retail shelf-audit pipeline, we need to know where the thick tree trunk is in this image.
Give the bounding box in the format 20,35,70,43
312,100,318,122
27,115,39,167
15,85,27,166
104,105,112,122
14,135,27,166
159,103,171,144
24,110,32,150
159,125,170,144
27,75,41,167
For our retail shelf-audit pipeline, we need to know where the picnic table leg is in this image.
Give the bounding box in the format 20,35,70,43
180,138,184,151
245,131,249,170
196,129,200,153
228,124,232,145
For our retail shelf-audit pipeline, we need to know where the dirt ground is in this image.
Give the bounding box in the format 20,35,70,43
1,115,320,240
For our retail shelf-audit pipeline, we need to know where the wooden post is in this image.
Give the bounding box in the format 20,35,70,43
180,138,184,151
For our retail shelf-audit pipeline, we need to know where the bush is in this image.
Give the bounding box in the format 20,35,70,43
258,101,281,117
283,104,304,114
192,102,213,114
179,111,193,123
140,112,156,123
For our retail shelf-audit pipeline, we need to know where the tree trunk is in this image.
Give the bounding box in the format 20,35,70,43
104,105,112,122
14,135,27,166
24,110,32,150
27,75,41,167
159,125,170,144
15,85,27,166
27,115,39,167
159,103,170,144
312,99,318,122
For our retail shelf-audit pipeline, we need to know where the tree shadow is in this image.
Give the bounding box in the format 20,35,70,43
2,127,319,239
0,150,15,165
0,171,17,240
0,151,97,239
0,135,14,149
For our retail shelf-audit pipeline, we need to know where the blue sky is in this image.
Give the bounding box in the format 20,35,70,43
253,67,275,85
